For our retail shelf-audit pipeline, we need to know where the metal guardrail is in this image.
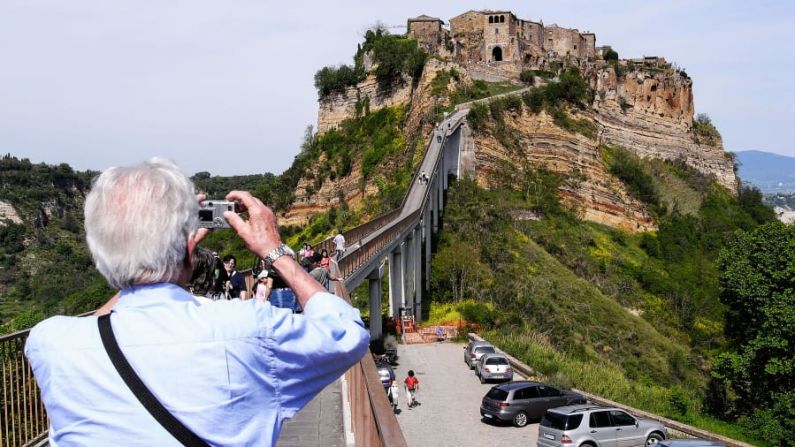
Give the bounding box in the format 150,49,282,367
1,329,48,447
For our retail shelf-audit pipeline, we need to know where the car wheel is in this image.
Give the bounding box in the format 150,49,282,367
512,411,529,427
646,433,664,446
479,374,485,384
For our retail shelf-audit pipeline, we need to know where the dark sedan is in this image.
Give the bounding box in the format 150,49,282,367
480,381,586,427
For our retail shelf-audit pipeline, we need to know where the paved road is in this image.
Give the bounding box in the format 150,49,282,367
393,342,539,447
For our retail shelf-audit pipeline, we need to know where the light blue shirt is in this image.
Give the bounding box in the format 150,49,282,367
25,283,370,446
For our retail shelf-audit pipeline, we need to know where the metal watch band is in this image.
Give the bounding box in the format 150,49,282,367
264,244,292,268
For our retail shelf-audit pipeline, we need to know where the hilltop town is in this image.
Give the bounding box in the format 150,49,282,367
287,10,736,231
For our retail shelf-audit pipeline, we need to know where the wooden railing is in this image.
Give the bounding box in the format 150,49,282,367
311,208,401,257
334,282,407,447
1,329,48,447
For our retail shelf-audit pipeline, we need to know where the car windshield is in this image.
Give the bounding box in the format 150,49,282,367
485,357,509,365
541,412,583,430
486,388,509,401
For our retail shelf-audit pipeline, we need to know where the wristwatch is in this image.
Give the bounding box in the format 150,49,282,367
263,244,295,269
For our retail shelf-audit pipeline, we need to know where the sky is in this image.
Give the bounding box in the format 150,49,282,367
1,0,793,176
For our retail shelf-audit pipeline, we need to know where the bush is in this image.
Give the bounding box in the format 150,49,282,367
604,48,619,61
604,146,661,208
692,113,721,146
519,70,537,85
467,103,489,132
314,64,362,98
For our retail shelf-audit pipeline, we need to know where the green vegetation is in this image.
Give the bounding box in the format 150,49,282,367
604,48,619,61
710,222,795,446
314,27,428,98
429,152,778,443
519,69,555,84
313,64,363,98
0,155,114,333
468,69,595,139
692,113,722,146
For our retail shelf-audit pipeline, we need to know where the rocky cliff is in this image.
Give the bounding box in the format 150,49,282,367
589,63,737,191
473,106,657,232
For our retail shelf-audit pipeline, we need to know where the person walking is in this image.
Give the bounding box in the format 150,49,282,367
333,231,345,261
404,370,419,409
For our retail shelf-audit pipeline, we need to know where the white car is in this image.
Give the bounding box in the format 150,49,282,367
476,353,513,383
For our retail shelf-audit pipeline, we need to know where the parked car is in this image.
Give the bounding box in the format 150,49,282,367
464,341,496,368
476,353,513,383
376,363,395,391
537,404,667,447
480,381,586,427
657,440,725,447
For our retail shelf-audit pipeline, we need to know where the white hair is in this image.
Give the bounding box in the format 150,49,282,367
84,157,198,289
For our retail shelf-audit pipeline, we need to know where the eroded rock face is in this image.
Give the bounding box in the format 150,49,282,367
473,108,657,232
282,59,458,227
0,200,23,225
591,65,737,191
317,75,413,136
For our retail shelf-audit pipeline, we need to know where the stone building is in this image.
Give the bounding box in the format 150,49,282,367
447,10,596,70
407,15,448,54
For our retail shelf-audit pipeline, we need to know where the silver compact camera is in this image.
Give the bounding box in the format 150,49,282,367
198,200,239,229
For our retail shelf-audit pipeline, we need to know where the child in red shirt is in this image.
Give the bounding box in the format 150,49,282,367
404,370,419,408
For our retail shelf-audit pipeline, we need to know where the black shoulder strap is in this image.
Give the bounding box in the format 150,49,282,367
98,314,210,447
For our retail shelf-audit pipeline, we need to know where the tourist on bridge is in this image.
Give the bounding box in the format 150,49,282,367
333,231,345,260
222,254,247,299
24,158,369,446
252,269,273,303
320,248,331,271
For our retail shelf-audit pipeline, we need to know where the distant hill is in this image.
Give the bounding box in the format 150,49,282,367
735,150,795,193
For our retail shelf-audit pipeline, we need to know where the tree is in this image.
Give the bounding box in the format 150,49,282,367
711,222,795,445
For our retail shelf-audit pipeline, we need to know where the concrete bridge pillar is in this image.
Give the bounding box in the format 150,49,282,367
425,206,432,291
402,237,412,315
368,269,383,340
388,245,404,318
413,227,423,321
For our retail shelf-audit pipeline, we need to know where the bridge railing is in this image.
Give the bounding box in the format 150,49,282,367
0,329,48,447
311,208,401,257
334,281,407,447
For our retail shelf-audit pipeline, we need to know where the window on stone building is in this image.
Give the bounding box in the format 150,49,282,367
574,45,577,50
492,46,503,62
489,16,494,23
495,28,499,34
500,15,505,23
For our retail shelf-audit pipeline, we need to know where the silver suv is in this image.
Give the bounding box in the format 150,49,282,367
538,404,667,447
464,341,496,368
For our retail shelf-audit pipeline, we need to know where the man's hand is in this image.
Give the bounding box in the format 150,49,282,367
224,190,325,308
224,191,281,258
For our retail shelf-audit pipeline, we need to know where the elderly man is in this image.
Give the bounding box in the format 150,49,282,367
24,158,369,446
